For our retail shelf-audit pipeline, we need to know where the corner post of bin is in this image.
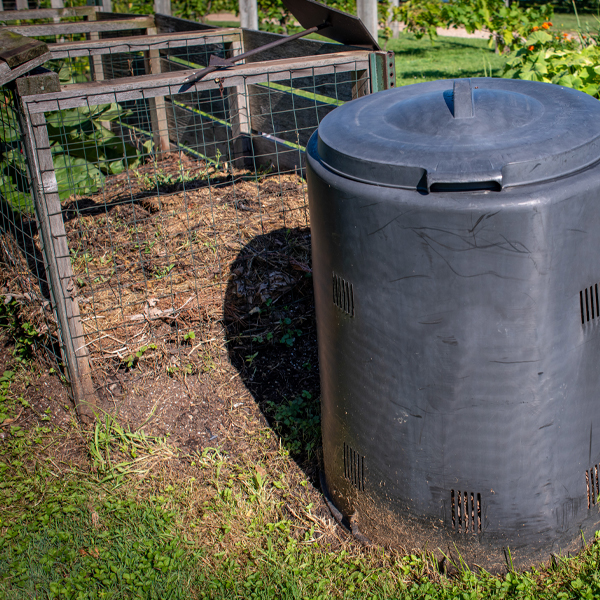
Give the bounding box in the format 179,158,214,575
144,26,171,156
85,8,111,130
14,69,98,424
368,50,396,93
227,35,252,169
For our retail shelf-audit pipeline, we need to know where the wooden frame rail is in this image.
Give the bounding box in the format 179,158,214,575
0,5,100,21
20,51,373,113
4,16,156,37
47,28,242,59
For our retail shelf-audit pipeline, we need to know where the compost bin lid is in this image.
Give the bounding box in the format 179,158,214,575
315,77,600,191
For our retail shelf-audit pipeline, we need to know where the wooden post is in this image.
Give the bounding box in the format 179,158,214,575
85,10,112,130
50,0,63,26
144,27,170,155
391,0,399,38
88,36,105,85
15,0,27,10
356,0,378,42
228,83,251,168
239,0,258,31
154,0,171,16
226,38,251,167
16,70,98,424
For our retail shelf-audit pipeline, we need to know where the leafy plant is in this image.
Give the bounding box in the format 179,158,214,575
245,351,258,365
136,153,221,193
396,0,554,53
0,298,42,364
0,370,16,426
0,101,35,216
278,317,301,347
0,64,141,206
46,103,140,200
153,263,175,279
266,390,320,457
503,27,600,97
122,343,157,370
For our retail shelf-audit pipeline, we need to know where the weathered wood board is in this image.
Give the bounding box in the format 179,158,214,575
0,29,51,86
21,51,371,114
0,5,98,20
4,16,154,37
47,29,241,59
0,27,47,66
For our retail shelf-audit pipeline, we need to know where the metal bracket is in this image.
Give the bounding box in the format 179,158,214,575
369,51,396,94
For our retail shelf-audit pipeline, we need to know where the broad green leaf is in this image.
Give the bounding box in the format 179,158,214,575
525,30,552,45
53,154,105,200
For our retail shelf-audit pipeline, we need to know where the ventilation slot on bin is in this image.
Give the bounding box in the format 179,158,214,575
344,443,364,490
580,284,599,324
587,465,600,508
333,273,354,317
451,490,482,533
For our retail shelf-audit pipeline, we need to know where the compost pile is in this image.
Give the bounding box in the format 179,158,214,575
55,152,311,377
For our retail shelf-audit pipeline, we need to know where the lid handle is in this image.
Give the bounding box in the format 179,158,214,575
453,79,474,119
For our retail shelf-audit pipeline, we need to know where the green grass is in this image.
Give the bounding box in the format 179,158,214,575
4,364,600,598
551,10,600,32
385,33,508,86
203,19,240,28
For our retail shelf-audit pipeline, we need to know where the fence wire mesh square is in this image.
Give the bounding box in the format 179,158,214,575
0,85,64,368
0,35,374,399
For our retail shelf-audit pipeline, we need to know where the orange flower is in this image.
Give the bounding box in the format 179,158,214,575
528,45,535,51
542,21,552,29
532,25,539,31
563,32,568,37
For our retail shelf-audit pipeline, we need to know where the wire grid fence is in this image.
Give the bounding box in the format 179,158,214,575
48,30,240,86
2,44,375,403
0,85,63,365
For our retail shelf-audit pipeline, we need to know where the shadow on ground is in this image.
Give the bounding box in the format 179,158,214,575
222,226,322,478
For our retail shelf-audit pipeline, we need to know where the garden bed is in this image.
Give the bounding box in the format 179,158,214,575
16,150,322,464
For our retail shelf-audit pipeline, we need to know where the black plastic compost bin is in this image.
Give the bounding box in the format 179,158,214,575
306,77,600,570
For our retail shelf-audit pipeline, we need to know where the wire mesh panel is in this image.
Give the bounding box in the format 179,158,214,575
0,85,64,369
7,42,382,414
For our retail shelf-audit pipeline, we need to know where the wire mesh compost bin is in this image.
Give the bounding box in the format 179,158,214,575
307,77,600,570
0,22,393,421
